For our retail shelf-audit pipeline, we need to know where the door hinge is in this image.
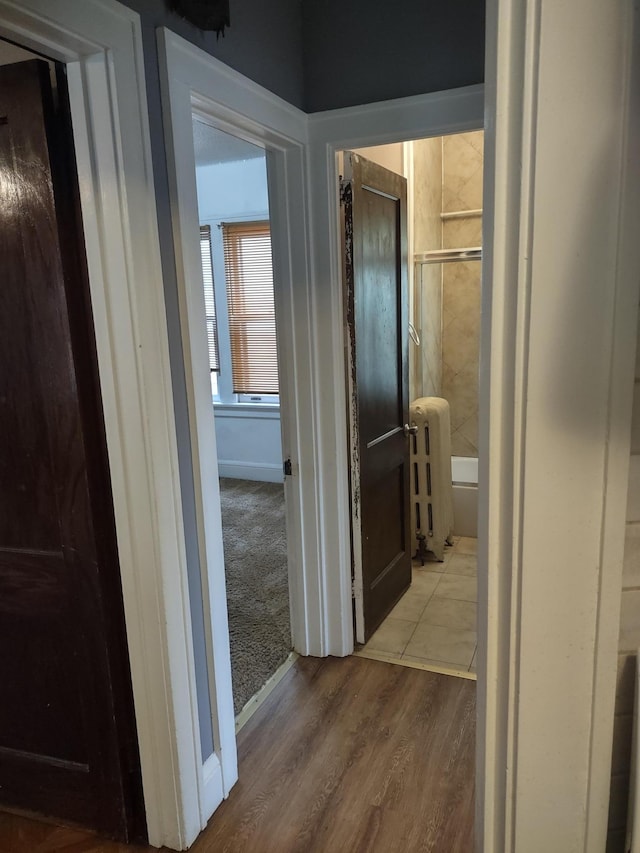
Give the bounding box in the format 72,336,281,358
283,458,292,476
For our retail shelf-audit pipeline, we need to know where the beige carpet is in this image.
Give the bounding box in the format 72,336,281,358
219,478,291,714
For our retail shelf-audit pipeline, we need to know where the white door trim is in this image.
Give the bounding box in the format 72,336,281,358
306,85,485,658
157,28,321,818
0,1,203,848
308,20,639,843
481,0,640,849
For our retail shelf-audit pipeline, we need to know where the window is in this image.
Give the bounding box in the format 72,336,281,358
200,225,220,376
222,221,279,397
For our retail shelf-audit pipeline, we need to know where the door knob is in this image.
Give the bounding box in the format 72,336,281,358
404,423,418,437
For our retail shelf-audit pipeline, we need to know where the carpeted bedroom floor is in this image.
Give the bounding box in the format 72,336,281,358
219,478,291,715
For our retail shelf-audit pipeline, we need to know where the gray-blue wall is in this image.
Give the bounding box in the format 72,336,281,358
120,0,486,115
301,0,485,112
121,0,305,107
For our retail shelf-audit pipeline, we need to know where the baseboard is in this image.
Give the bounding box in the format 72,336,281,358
235,652,298,732
217,460,283,483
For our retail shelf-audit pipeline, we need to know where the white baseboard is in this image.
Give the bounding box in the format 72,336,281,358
217,460,284,483
234,652,298,732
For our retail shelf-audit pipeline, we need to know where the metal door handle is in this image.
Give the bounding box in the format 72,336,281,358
404,424,418,437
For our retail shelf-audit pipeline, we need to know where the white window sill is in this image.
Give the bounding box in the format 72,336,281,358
213,401,280,419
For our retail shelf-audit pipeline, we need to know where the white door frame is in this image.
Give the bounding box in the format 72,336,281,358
481,0,640,849
156,30,316,660
307,86,485,657
0,1,204,848
308,0,639,839
157,28,323,818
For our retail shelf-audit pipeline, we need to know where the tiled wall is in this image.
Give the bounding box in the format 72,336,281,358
441,132,483,458
416,262,442,398
608,307,640,851
410,129,483,455
412,137,443,400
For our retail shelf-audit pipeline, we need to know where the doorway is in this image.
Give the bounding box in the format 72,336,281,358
0,39,144,840
160,33,487,835
191,119,294,719
343,131,483,678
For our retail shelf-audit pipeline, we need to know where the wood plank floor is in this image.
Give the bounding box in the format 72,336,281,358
0,656,475,853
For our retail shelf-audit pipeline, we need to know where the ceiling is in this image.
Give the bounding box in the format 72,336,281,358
192,119,264,167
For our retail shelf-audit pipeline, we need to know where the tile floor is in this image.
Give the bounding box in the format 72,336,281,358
356,536,478,678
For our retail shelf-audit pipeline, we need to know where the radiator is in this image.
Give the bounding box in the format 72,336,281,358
409,397,454,562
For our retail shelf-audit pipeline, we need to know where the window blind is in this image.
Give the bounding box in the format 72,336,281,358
200,225,220,373
222,221,279,395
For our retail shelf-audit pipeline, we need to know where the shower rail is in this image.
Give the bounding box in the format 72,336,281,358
415,247,482,264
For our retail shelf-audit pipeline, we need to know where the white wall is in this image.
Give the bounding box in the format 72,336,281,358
480,0,640,847
621,314,640,643
214,407,283,482
608,304,640,850
196,156,269,219
195,156,283,483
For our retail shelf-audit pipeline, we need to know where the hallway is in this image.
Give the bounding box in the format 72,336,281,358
0,657,475,853
199,655,475,852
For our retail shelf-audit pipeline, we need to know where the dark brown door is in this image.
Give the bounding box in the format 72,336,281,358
0,59,144,840
343,152,411,643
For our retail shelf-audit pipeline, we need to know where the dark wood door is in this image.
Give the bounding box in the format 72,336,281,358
343,152,411,643
0,59,144,841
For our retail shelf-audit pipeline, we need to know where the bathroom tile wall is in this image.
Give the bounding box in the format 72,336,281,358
442,131,484,213
412,137,442,400
418,263,443,398
441,131,483,457
608,304,640,851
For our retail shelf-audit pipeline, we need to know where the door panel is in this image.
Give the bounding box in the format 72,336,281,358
344,152,411,642
358,191,403,442
0,59,143,840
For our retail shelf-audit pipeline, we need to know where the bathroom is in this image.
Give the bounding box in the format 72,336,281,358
354,129,483,673
411,130,482,539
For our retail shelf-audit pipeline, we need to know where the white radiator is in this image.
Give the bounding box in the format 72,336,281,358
409,397,454,562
